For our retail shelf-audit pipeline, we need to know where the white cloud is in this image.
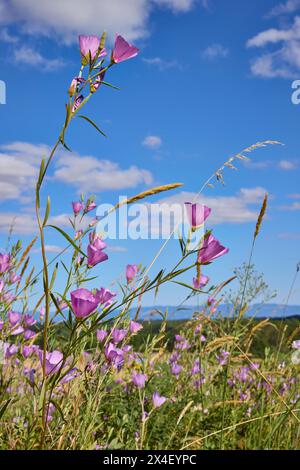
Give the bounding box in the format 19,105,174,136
153,0,196,12
267,0,300,17
0,209,93,235
0,212,37,235
201,43,229,60
278,231,300,239
142,57,181,70
107,245,128,252
54,152,153,192
288,201,300,209
247,19,300,48
0,27,18,43
249,51,299,79
244,159,273,169
278,159,298,169
142,135,162,149
247,16,300,78
0,141,154,202
14,45,64,71
288,193,300,198
32,244,66,254
0,141,47,202
153,186,268,228
237,187,268,204
0,0,197,44
0,186,269,236
278,201,300,210
245,159,299,170
45,244,65,253
126,186,268,239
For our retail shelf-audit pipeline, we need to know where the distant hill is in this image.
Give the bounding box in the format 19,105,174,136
133,303,300,321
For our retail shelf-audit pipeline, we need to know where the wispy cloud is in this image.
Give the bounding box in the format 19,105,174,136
107,245,128,253
32,244,66,254
267,0,300,18
245,158,299,170
54,153,153,192
278,231,300,239
150,186,269,229
153,0,197,13
142,135,162,149
244,159,274,169
0,141,154,202
0,141,48,202
0,212,37,236
0,209,94,235
142,57,182,71
14,45,64,71
128,186,268,239
0,0,198,44
0,27,18,43
278,201,300,211
278,159,299,169
247,15,300,78
201,43,229,60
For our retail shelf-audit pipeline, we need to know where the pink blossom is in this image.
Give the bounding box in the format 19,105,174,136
72,94,83,113
185,203,211,230
112,328,127,344
126,264,138,284
38,350,63,376
0,253,11,273
198,233,229,264
24,330,36,340
3,292,14,305
95,287,116,307
87,232,108,268
5,343,19,358
24,314,36,327
91,71,105,93
193,274,209,289
72,201,83,215
131,372,147,389
105,342,124,368
96,329,108,342
292,340,300,349
171,363,182,376
79,35,106,64
152,391,167,408
8,311,21,326
22,345,35,358
10,325,24,336
112,35,139,63
85,201,97,213
130,320,143,334
71,288,101,319
46,403,56,423
68,77,86,97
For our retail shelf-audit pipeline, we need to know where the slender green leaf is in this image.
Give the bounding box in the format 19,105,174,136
78,115,107,137
46,225,86,257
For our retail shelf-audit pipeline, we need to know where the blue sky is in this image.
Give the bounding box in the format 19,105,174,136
0,0,299,308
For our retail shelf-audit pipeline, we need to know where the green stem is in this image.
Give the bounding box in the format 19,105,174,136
36,136,62,448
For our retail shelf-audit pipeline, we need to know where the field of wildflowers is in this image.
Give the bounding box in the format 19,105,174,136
1,32,300,452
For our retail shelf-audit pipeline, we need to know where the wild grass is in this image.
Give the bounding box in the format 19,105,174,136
0,32,299,451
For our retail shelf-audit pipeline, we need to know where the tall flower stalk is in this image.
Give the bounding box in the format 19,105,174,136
35,32,140,447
